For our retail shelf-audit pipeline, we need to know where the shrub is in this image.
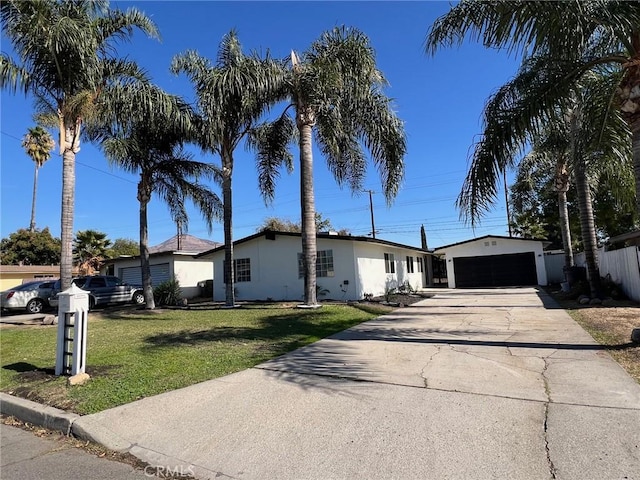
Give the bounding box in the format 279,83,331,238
154,276,182,306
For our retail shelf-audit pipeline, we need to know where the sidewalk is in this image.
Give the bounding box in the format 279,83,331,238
2,287,639,479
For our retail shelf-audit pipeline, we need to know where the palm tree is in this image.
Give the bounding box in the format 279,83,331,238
426,0,640,213
93,94,223,310
73,229,111,275
255,27,406,306
1,0,161,290
171,30,289,307
22,126,55,232
511,145,575,270
452,54,630,296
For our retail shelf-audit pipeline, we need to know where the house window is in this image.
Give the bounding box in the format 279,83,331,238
298,250,334,278
224,258,251,283
406,256,414,273
417,257,424,273
384,253,395,274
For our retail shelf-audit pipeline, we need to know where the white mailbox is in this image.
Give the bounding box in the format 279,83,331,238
55,284,89,376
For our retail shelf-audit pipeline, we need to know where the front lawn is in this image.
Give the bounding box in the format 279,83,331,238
0,304,384,414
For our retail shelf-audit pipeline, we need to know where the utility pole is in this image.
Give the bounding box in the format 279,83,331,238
365,190,376,238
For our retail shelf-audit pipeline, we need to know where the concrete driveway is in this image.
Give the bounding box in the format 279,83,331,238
82,288,640,480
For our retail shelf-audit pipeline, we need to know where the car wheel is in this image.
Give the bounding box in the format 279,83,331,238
26,298,44,314
89,297,96,310
132,291,145,305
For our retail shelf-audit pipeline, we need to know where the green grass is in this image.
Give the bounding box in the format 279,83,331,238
0,304,381,414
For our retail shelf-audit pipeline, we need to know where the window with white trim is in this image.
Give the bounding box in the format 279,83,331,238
384,253,395,273
406,256,414,273
298,250,334,278
224,258,251,283
417,257,424,273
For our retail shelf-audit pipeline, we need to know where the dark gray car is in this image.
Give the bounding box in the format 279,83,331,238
49,276,144,310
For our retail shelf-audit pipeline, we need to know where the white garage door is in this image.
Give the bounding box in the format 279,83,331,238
120,263,171,286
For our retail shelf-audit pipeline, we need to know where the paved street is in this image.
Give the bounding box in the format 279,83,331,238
1,423,156,479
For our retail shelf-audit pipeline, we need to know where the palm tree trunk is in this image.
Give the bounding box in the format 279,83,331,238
60,149,75,290
574,156,601,298
632,122,640,215
298,121,318,306
222,149,235,307
557,189,574,270
138,181,155,309
30,165,39,232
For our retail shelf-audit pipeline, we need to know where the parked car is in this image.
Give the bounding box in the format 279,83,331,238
0,280,57,314
49,276,145,310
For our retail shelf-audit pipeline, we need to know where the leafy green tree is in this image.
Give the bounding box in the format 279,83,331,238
255,27,406,306
73,229,111,275
93,92,222,309
0,228,61,265
108,238,139,257
22,125,55,232
1,0,160,290
257,213,348,234
171,30,288,307
426,0,640,214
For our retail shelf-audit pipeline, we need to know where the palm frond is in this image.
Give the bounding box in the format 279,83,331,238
247,113,296,203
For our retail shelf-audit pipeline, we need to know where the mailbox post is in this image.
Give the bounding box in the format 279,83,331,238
55,284,89,376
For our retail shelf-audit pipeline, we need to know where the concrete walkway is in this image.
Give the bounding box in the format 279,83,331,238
82,288,640,479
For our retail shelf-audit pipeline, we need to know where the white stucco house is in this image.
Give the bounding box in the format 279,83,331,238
102,234,221,299
433,235,548,288
196,230,430,302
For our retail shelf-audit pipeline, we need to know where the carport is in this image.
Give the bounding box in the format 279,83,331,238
434,235,548,288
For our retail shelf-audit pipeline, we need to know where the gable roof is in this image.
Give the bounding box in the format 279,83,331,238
433,235,547,253
148,234,221,254
196,230,430,258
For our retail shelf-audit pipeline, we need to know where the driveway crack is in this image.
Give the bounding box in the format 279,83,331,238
420,345,443,388
541,357,557,479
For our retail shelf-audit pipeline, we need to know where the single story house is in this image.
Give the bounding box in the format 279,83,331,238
196,230,430,302
101,234,221,299
0,264,60,291
433,235,548,288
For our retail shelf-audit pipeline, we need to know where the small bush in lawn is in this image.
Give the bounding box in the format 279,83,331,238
154,277,182,306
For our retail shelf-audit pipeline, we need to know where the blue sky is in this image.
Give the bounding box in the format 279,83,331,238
1,1,522,250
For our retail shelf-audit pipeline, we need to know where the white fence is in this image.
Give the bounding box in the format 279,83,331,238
544,253,566,284
572,246,640,302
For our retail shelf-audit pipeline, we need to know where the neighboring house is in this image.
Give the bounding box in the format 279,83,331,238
101,234,221,299
0,265,60,291
609,229,640,248
196,230,429,302
433,235,548,288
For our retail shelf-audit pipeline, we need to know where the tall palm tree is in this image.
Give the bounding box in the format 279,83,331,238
453,53,630,296
1,0,162,290
93,95,223,310
171,30,289,307
73,229,111,275
22,125,55,232
510,144,575,270
255,27,406,306
426,0,640,213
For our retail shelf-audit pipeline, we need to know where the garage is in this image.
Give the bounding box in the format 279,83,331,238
433,235,548,288
120,263,170,287
453,252,537,287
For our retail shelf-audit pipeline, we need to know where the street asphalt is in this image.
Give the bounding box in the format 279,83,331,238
1,287,639,479
0,423,152,479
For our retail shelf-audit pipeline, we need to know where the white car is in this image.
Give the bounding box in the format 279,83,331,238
0,280,56,314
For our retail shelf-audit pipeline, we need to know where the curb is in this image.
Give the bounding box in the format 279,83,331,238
0,392,132,452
